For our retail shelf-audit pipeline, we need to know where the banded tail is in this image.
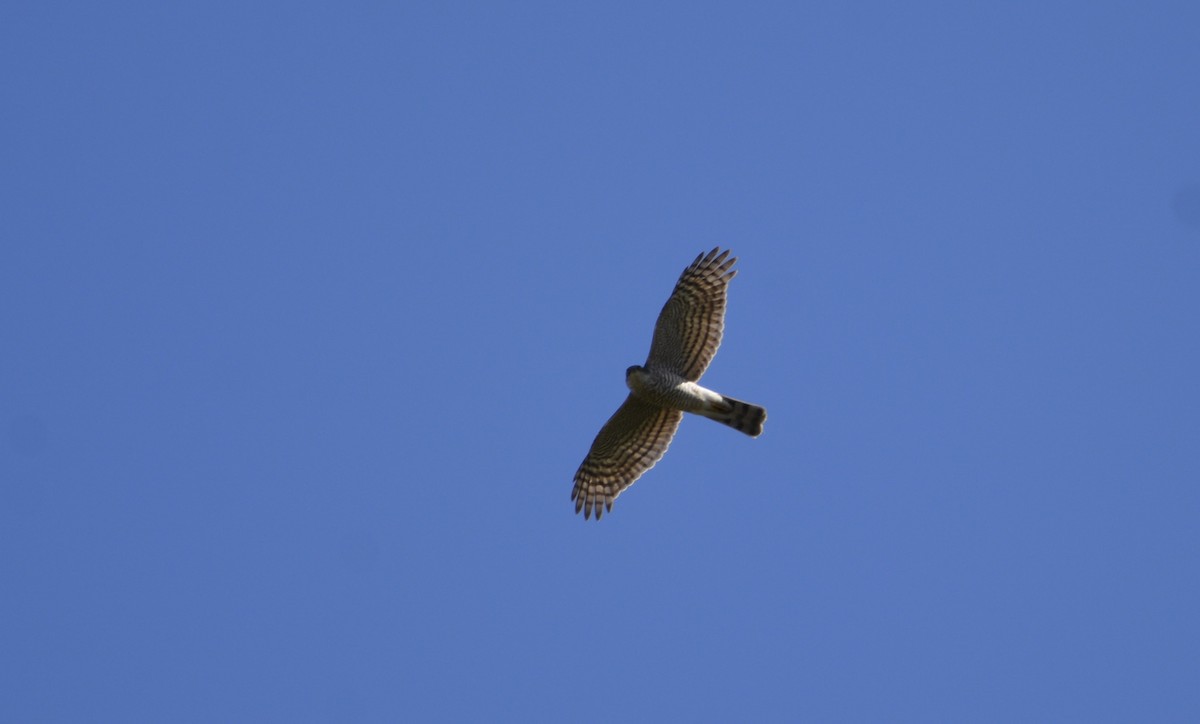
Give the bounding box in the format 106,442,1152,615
704,395,766,437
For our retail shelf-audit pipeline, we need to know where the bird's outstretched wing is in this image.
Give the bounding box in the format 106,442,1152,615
644,247,737,381
571,395,684,520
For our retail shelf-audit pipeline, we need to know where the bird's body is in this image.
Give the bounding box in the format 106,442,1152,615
625,366,719,415
626,365,765,436
571,248,766,520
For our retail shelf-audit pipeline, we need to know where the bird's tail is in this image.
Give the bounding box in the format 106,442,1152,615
703,395,766,437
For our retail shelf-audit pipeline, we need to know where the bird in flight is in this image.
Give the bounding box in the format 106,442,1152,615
571,247,766,520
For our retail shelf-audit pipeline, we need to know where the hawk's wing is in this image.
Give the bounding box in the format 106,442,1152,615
572,395,684,520
644,247,737,381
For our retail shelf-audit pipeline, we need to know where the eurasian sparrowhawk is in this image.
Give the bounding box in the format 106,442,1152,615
571,248,766,520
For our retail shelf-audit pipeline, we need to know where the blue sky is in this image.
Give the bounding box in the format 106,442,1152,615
2,2,1198,721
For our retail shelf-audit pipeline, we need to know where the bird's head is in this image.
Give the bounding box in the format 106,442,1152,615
625,365,644,381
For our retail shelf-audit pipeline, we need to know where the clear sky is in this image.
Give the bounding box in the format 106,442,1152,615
2,2,1198,721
